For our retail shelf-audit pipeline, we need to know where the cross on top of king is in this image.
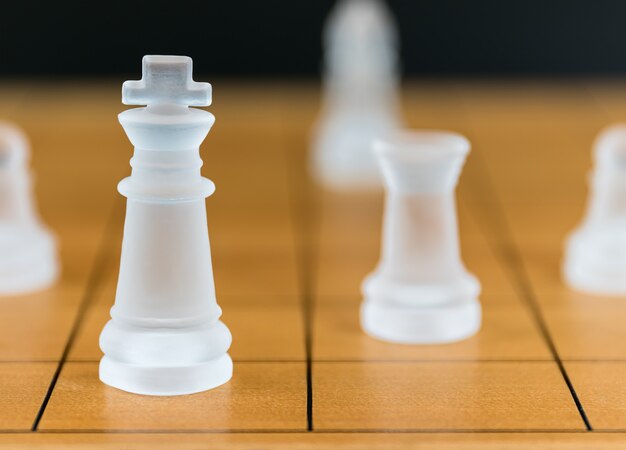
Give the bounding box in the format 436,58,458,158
122,55,212,107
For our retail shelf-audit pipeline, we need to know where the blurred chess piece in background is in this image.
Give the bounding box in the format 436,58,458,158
0,122,58,295
563,124,626,295
310,0,404,190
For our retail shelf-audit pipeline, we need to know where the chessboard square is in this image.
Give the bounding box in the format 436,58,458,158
67,294,109,361
34,149,124,227
517,246,567,298
213,250,300,297
471,133,589,205
226,304,305,361
505,203,584,250
462,251,520,299
544,300,626,360
313,361,584,430
39,217,111,289
70,296,305,362
209,210,296,255
314,249,377,300
313,301,550,361
86,260,119,302
0,363,56,430
207,162,291,210
457,201,496,246
316,190,383,252
208,179,291,211
565,362,626,430
0,287,82,361
206,126,288,161
40,362,307,431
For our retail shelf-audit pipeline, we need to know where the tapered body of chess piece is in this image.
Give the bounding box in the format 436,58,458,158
99,56,232,395
360,131,481,343
311,0,403,190
563,125,626,295
0,122,58,295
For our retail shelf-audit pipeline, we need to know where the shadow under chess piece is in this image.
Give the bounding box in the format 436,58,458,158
360,131,481,343
0,122,58,295
564,124,626,295
98,55,232,396
311,0,403,190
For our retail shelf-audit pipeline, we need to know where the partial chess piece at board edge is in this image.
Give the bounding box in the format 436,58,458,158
563,124,626,296
0,121,59,295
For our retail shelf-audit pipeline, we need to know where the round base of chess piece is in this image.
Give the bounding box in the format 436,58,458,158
100,354,233,396
360,297,481,344
563,230,626,296
360,275,481,344
99,319,233,396
0,227,58,295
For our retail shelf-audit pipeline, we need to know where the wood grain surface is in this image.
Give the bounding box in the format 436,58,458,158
0,80,625,448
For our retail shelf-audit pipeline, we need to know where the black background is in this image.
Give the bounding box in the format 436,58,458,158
1,0,625,77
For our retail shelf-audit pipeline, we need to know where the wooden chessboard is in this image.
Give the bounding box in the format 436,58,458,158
1,80,626,449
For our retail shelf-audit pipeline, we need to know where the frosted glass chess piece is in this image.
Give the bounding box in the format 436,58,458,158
563,124,626,295
360,131,481,343
0,122,58,295
311,0,403,190
99,55,232,395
